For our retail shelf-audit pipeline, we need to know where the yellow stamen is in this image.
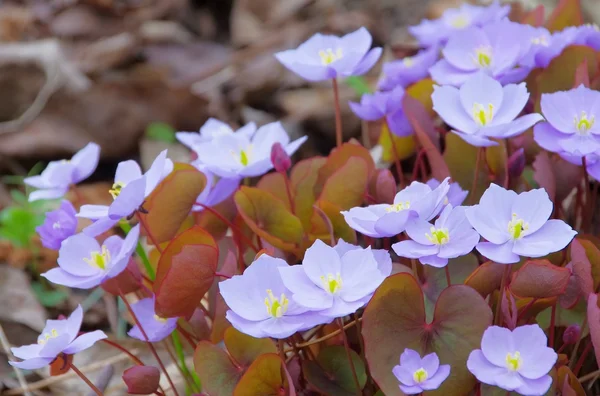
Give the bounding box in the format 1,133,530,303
426,227,450,245
402,57,414,67
472,103,494,126
386,201,411,213
472,46,492,68
507,213,528,240
413,368,429,383
264,289,289,318
574,111,595,135
38,329,59,345
531,36,549,46
240,150,249,166
154,314,168,323
109,182,125,199
320,273,343,294
83,245,111,270
450,14,470,29
318,48,343,65
505,351,522,371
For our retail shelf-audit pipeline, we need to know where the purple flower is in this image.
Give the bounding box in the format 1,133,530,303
275,27,382,82
560,152,600,182
409,1,510,47
78,151,173,236
518,26,563,69
25,143,100,202
467,324,556,395
534,85,600,157
349,86,412,136
333,238,392,276
465,184,576,264
176,118,256,153
429,20,530,87
219,254,326,339
393,349,450,394
278,240,391,319
426,178,467,207
341,178,450,238
191,161,240,212
42,225,140,289
393,205,479,268
378,46,439,90
432,72,543,147
128,297,178,342
193,122,307,179
9,305,106,369
36,200,78,250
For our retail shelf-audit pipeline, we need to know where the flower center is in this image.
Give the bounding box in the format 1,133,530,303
38,328,59,345
318,48,343,65
264,289,289,318
52,221,62,229
386,201,410,213
426,227,450,245
574,111,595,135
472,103,494,126
402,57,414,67
505,351,522,371
472,46,492,68
83,245,111,270
507,214,528,240
154,314,168,323
413,367,429,383
109,182,125,199
240,150,249,166
449,14,470,29
531,35,549,46
320,273,343,294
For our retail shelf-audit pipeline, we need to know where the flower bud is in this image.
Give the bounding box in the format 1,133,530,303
123,366,160,395
369,169,397,204
270,143,291,173
563,324,581,345
507,148,526,181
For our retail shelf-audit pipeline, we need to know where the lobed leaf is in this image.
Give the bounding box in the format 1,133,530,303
194,341,242,395
234,354,295,396
224,327,277,368
464,261,505,297
303,346,367,395
318,157,369,210
545,0,583,31
510,260,571,299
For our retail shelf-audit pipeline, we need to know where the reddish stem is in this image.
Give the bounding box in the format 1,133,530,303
100,339,145,366
337,318,361,396
136,213,163,254
176,325,197,349
549,303,557,348
195,202,259,253
411,149,426,182
573,342,593,376
282,172,295,213
470,148,484,204
71,363,103,396
119,290,180,396
332,78,343,148
215,271,231,279
385,122,405,188
445,266,452,287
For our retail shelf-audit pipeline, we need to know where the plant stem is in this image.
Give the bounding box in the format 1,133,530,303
278,339,286,363
470,147,484,204
445,266,452,287
583,156,592,232
332,78,343,148
119,290,180,396
282,172,295,213
573,342,593,376
120,222,156,280
569,316,588,370
71,364,103,396
385,122,405,187
337,318,362,396
494,265,511,326
411,149,426,182
100,339,145,366
549,303,556,348
136,213,163,254
195,202,259,252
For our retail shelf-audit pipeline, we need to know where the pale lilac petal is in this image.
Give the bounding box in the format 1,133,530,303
71,143,100,183
399,384,423,394
341,207,380,237
224,311,271,339
349,101,383,121
143,150,169,195
252,122,290,159
533,122,565,152
77,204,109,219
513,220,576,257
57,234,102,277
438,230,479,259
65,305,83,341
386,110,413,137
559,134,600,156
430,59,475,87
485,113,544,139
239,158,274,178
442,28,486,71
350,47,383,76
176,132,204,150
108,177,146,218
23,175,48,189
63,331,107,354
82,217,118,237
467,349,521,390
319,297,365,318
303,240,342,286
275,51,332,81
420,352,440,374
115,161,142,184
465,184,515,244
283,136,308,158
406,218,436,245
512,325,556,380
29,187,68,202
432,85,477,134
400,349,422,372
393,365,415,387
540,91,578,133
339,249,384,302
476,241,519,264
420,255,448,267
279,266,332,310
511,188,553,234
201,177,240,208
493,83,529,124
218,277,268,322
373,210,413,237
515,375,552,396
42,268,104,289
340,27,372,60
452,130,498,147
11,344,43,360
9,357,53,370
459,72,504,117
421,364,450,390
481,326,514,366
393,240,438,259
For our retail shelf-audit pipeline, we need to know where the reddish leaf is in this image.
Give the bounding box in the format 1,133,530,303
194,341,243,395
574,59,590,88
123,366,160,395
560,263,582,309
234,354,295,396
154,226,218,318
257,173,290,211
142,163,207,243
101,258,142,296
501,290,518,330
310,200,357,244
570,238,599,291
587,293,600,370
522,4,545,26
533,152,556,202
303,346,367,395
362,274,492,395
403,95,450,181
50,353,72,376
224,327,277,368
369,168,397,205
422,253,479,303
510,260,570,299
464,261,505,297
546,0,583,32
318,157,369,210
291,157,326,231
558,366,586,396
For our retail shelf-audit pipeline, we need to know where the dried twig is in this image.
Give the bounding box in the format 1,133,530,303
0,323,32,396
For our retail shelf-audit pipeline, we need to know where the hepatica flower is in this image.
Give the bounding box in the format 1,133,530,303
25,143,100,201
409,1,510,47
349,86,412,136
534,85,600,157
426,178,467,207
275,27,382,82
467,324,557,395
378,46,439,90
36,200,78,250
78,151,172,236
278,240,391,319
9,305,106,369
176,118,256,153
219,254,325,339
466,184,576,264
432,72,543,147
191,161,240,212
518,26,563,69
42,225,140,289
193,122,307,179
342,178,450,238
393,205,479,268
393,349,450,394
429,19,529,86
128,297,177,342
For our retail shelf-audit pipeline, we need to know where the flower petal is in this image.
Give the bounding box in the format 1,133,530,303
432,85,477,134
512,220,576,258
63,331,107,354
303,239,343,286
459,72,504,117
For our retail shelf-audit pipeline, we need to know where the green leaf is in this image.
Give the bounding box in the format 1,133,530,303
194,341,242,396
233,354,294,396
362,274,492,396
31,282,69,307
345,76,372,96
0,206,43,247
546,0,583,32
146,122,177,143
224,327,277,367
303,345,367,395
